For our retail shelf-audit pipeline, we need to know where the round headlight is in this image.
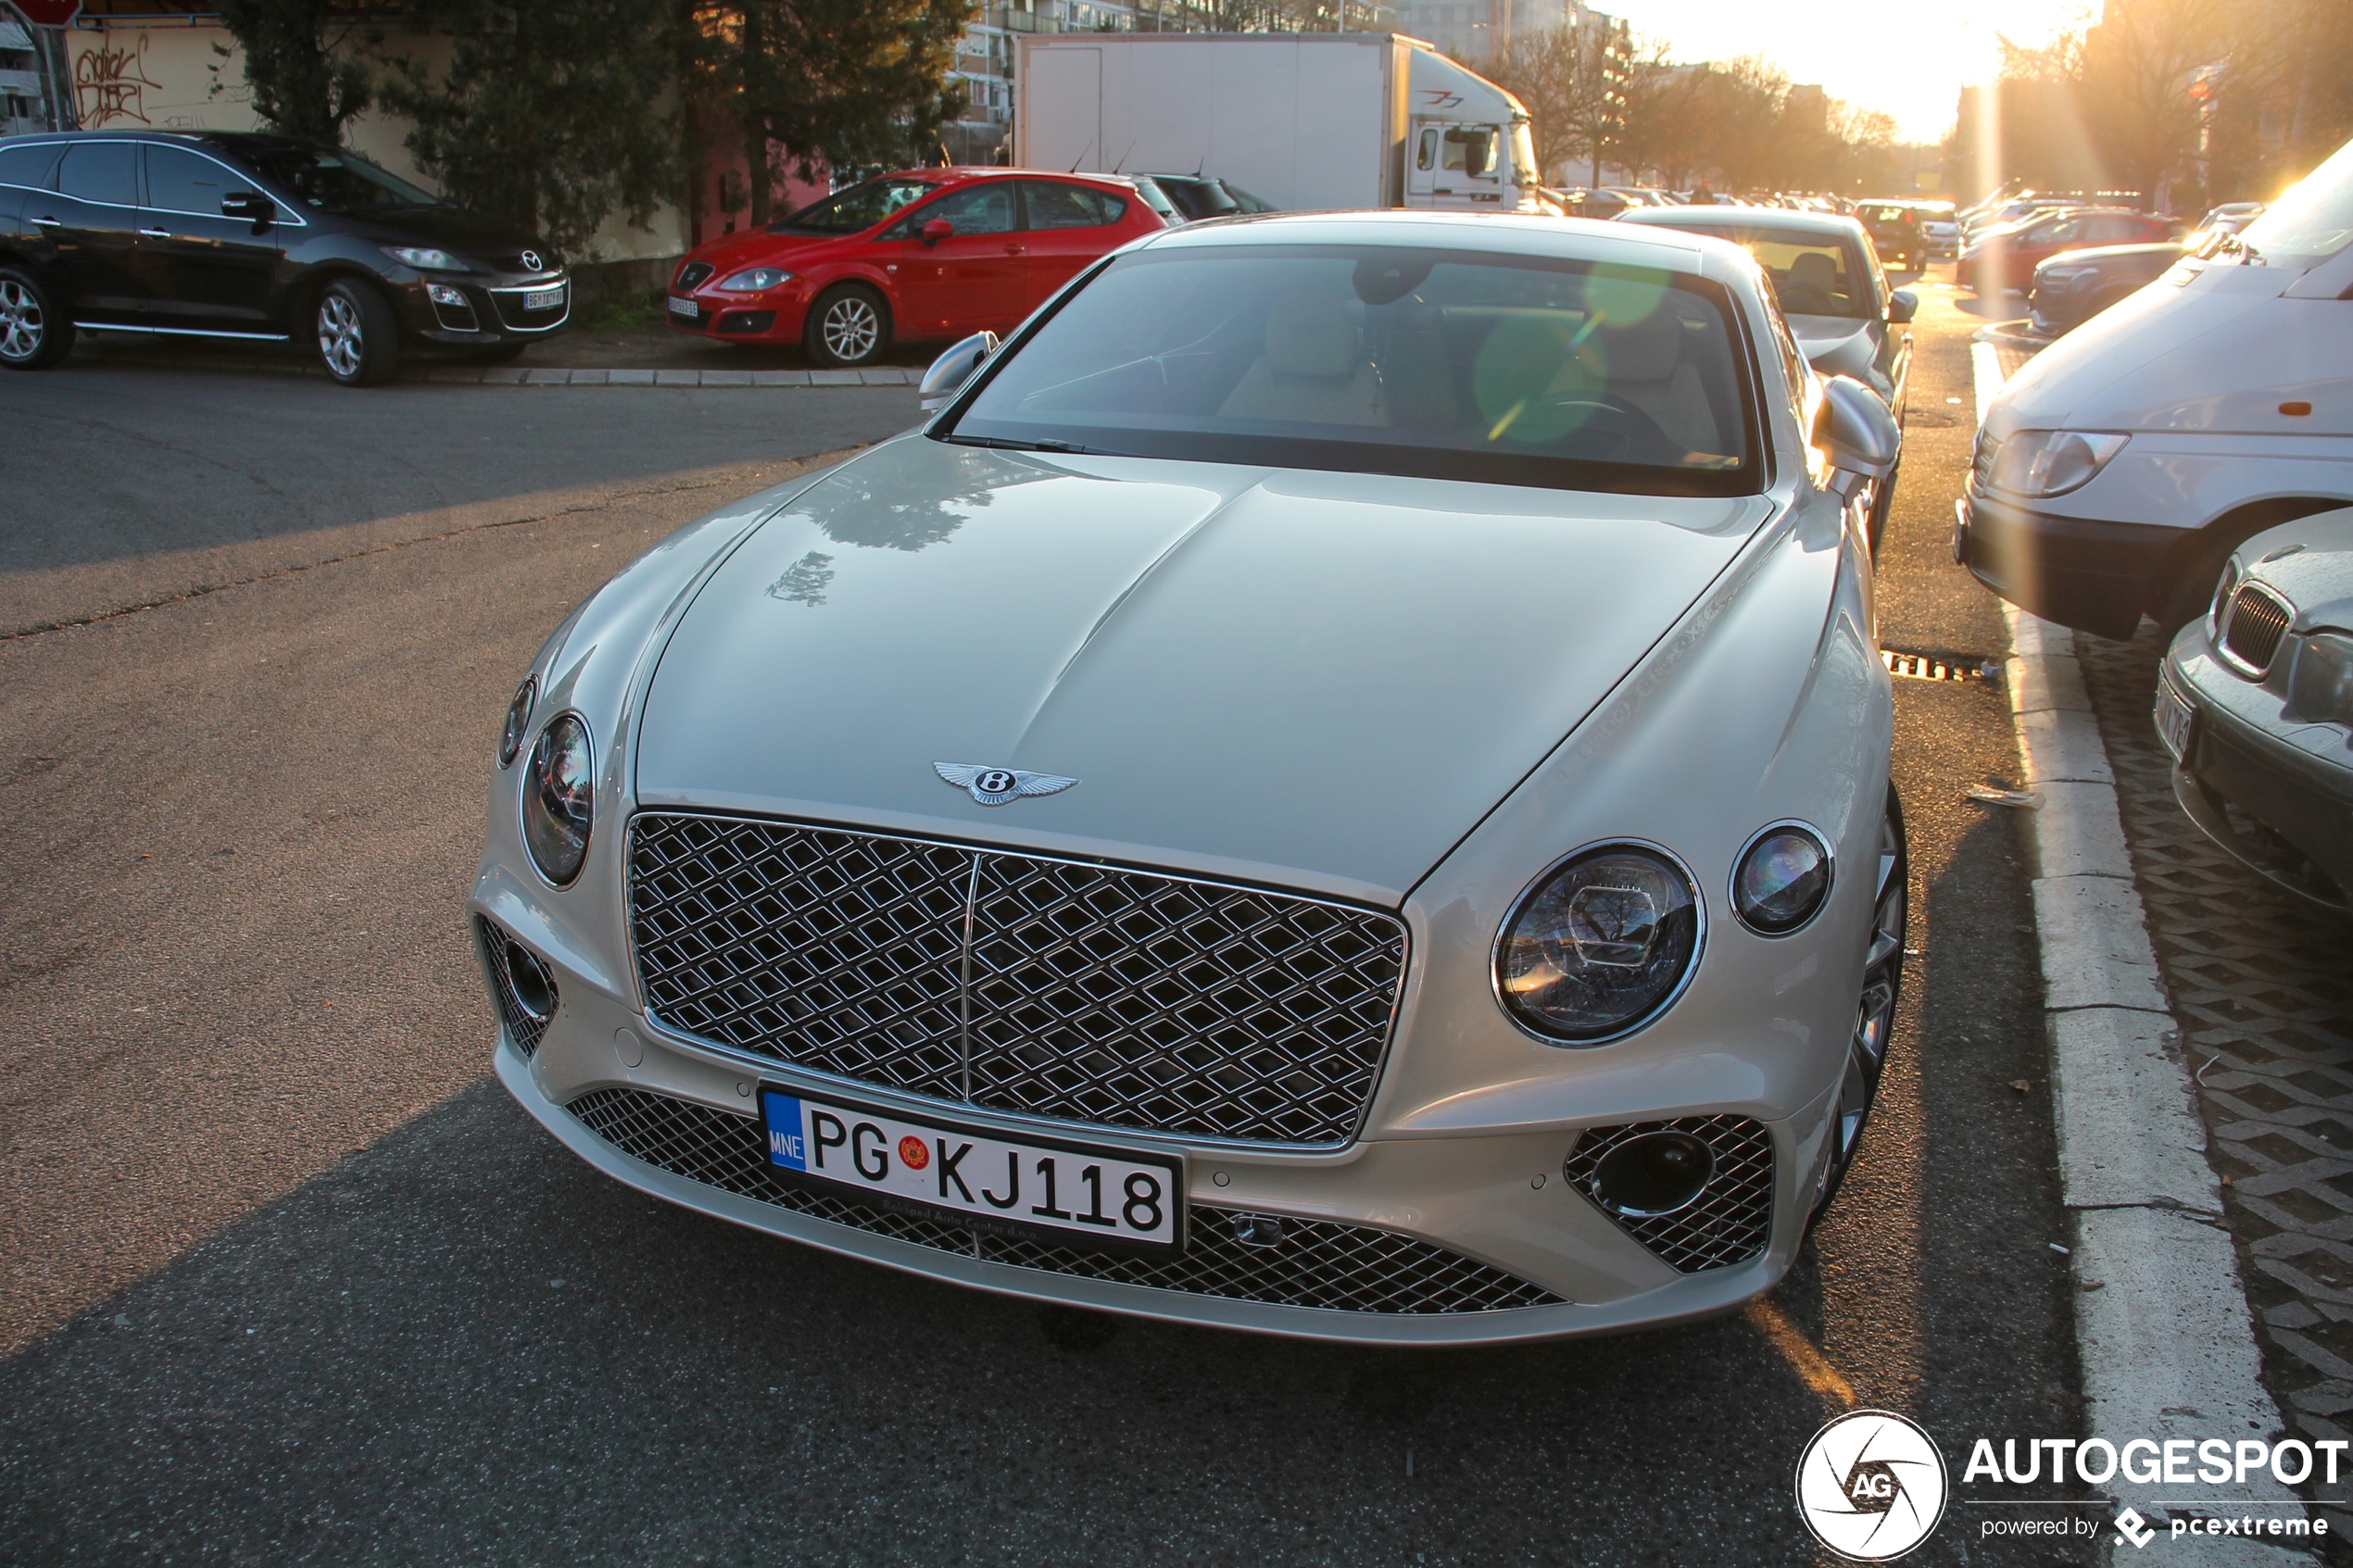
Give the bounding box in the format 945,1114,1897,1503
522,713,593,885
498,677,535,768
1495,843,1703,1044
1731,822,1832,935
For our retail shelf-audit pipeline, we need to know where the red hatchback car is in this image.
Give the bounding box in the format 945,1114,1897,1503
666,169,1169,368
1954,207,2178,295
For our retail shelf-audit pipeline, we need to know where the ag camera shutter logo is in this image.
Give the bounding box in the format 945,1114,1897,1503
1796,1410,1950,1560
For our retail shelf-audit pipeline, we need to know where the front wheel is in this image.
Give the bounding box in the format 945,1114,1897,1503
1865,462,1899,558
803,284,890,369
315,279,401,387
0,268,72,370
1811,783,1907,1224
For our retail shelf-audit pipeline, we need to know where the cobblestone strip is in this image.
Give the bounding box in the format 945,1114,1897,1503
2078,623,2353,1549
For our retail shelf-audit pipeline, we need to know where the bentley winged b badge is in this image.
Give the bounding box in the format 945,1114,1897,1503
934,762,1080,807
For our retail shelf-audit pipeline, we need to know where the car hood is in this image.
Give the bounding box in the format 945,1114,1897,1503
345,206,551,269
2041,242,2181,271
1787,314,1882,382
684,225,851,276
2248,508,2353,633
635,436,1772,901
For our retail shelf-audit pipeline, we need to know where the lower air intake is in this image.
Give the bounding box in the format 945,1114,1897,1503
1564,1115,1774,1273
564,1085,1564,1315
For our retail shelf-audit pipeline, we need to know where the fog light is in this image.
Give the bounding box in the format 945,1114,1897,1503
1732,822,1831,935
1587,1131,1713,1218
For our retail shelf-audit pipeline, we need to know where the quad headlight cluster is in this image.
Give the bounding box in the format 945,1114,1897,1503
502,676,593,887
1496,824,1832,1045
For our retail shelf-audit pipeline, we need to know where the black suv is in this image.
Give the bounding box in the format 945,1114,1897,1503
0,130,569,385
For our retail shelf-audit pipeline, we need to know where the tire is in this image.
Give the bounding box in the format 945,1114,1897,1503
314,279,401,387
1811,783,1906,1225
0,267,72,370
803,283,890,369
1865,462,1899,558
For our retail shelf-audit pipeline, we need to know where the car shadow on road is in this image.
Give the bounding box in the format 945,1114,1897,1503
0,1077,1842,1565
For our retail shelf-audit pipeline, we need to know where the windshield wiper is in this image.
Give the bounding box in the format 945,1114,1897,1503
945,434,1084,453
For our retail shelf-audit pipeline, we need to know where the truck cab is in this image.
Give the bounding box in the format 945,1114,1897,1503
1403,45,1544,214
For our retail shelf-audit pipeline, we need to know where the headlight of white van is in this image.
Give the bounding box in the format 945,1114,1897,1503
1989,430,2130,498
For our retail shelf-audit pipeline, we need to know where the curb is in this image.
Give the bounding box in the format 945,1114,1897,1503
1974,341,2316,1563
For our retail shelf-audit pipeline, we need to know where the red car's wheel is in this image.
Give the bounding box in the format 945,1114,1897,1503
804,283,891,369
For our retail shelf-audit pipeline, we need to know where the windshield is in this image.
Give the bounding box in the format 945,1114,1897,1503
1655,230,1869,319
242,147,439,212
945,244,1758,497
771,178,933,235
2234,135,2353,268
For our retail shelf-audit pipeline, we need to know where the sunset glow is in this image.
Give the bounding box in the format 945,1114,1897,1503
1605,0,2095,143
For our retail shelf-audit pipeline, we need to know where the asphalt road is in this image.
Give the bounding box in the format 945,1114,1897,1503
0,288,2084,1565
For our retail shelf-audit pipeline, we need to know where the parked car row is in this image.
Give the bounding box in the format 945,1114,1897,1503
1961,135,2353,913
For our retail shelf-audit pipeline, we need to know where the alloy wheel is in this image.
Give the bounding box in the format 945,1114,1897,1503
822,295,879,364
318,293,365,379
0,280,44,363
1815,789,1907,1218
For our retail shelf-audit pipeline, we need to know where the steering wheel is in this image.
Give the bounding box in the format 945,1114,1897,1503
1524,394,1680,460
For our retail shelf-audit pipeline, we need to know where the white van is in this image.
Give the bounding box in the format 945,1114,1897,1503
1957,137,2353,638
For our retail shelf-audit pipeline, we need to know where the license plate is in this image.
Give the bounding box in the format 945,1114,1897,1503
666,295,698,319
524,285,565,311
2154,676,2196,761
759,1087,1185,1256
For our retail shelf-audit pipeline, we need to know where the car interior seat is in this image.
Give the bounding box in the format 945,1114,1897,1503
1217,290,1390,427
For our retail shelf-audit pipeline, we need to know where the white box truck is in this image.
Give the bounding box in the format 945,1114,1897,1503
1013,32,1549,216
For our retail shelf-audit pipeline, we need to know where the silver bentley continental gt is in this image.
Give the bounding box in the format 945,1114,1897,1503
472,211,1906,1344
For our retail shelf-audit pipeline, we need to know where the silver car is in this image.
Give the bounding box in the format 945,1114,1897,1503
2160,508,2353,913
472,212,1906,1344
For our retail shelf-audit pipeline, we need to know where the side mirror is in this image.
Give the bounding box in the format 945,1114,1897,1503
921,218,954,248
1887,289,1918,325
919,330,999,413
1813,376,1899,500
221,192,273,224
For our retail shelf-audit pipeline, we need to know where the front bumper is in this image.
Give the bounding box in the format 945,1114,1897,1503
2164,637,2353,909
1954,489,2183,639
666,291,806,343
483,963,1832,1346
396,271,573,348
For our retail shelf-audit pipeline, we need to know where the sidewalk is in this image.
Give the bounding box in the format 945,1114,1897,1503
61,321,935,387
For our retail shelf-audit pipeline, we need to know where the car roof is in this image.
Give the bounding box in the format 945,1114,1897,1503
1615,207,1869,245
1133,208,1738,279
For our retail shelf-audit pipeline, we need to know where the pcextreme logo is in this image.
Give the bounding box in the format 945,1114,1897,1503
1795,1410,1950,1561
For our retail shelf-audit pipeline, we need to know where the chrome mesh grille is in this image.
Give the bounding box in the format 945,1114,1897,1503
2222,583,2293,676
1564,1115,1774,1273
477,917,553,1060
627,814,1406,1146
565,1085,1562,1314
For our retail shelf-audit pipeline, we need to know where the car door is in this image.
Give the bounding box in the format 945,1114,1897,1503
27,139,147,323
0,141,62,248
132,143,289,335
882,181,1026,337
1015,181,1130,312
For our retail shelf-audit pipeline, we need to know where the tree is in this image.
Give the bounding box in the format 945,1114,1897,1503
1493,18,1632,187
209,0,374,145
708,0,976,227
377,0,678,255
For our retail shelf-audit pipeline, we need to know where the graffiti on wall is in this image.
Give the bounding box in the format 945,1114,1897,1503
74,32,162,128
